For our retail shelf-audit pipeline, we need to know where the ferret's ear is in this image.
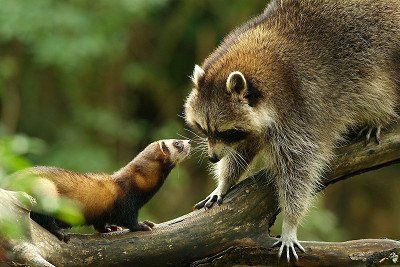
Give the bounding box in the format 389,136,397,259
191,64,205,87
159,141,170,157
226,71,247,97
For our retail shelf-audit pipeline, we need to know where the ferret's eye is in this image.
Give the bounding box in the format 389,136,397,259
173,141,184,152
217,129,248,143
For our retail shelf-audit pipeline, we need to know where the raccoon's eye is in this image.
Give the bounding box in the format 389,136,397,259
217,129,248,143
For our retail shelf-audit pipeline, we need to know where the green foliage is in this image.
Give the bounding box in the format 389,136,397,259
53,198,85,226
0,133,84,238
0,133,44,175
0,206,26,239
5,172,84,225
0,0,169,70
0,191,38,239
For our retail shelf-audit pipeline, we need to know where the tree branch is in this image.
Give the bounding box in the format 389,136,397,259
2,124,400,266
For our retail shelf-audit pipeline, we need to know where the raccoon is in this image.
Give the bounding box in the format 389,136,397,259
184,0,400,261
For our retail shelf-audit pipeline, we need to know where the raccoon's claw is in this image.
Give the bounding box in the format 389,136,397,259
194,197,209,210
204,194,223,208
272,236,304,262
358,126,381,145
375,126,382,144
194,193,224,209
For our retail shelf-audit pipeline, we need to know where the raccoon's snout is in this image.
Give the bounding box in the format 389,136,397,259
208,154,220,163
207,140,224,163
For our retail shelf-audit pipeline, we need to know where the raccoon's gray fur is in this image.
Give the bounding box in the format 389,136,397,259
184,0,400,261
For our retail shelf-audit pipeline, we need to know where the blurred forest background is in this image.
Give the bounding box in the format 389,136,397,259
0,0,399,241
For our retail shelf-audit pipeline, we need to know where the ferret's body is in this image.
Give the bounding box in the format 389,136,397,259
185,0,400,261
15,139,190,241
29,167,121,225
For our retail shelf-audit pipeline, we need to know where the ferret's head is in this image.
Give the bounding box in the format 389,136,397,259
157,139,191,164
127,139,191,193
137,139,190,170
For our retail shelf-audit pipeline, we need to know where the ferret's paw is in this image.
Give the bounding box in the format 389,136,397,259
105,225,124,232
54,231,70,243
358,125,381,145
194,189,224,210
272,236,304,262
138,221,155,231
129,222,154,232
142,220,155,228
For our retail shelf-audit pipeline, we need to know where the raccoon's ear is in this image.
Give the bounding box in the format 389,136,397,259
191,64,205,87
226,71,247,96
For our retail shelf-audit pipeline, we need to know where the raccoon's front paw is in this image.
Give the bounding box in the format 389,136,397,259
272,235,305,262
194,188,225,209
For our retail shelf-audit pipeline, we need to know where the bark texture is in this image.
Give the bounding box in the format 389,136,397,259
1,124,400,266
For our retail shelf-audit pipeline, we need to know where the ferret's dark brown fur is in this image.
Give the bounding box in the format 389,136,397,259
17,140,189,241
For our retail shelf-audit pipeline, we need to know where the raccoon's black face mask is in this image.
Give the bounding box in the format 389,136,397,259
186,110,251,161
187,117,248,144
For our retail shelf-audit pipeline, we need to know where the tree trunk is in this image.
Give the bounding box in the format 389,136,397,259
2,124,400,266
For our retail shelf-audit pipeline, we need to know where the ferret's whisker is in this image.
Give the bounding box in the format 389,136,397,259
184,128,204,140
176,133,192,141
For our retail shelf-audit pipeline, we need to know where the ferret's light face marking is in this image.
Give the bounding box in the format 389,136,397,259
159,139,191,164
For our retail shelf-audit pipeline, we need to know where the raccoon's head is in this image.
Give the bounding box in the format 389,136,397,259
184,65,273,163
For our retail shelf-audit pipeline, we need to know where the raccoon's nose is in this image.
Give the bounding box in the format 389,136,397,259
208,154,220,163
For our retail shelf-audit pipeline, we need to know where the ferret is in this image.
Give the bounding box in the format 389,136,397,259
13,139,190,241
184,0,400,261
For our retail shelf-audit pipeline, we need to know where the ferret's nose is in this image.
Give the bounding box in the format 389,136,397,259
208,154,220,163
173,140,184,152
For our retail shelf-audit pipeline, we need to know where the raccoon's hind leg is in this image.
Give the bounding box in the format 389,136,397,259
272,169,313,262
30,212,70,242
271,139,328,262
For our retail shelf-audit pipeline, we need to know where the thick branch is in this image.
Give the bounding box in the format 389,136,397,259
2,124,400,266
192,239,400,266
